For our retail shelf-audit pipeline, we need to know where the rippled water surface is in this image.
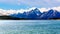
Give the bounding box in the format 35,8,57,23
0,20,60,34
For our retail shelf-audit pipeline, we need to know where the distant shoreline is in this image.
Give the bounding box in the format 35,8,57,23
0,18,60,20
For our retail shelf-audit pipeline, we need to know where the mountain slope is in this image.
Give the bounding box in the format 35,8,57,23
9,8,60,20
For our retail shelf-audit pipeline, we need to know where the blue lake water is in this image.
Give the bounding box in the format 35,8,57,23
0,20,60,34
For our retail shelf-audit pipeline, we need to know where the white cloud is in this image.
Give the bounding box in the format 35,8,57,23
0,9,18,15
52,6,60,11
0,6,60,15
0,8,36,15
39,6,60,12
39,8,50,13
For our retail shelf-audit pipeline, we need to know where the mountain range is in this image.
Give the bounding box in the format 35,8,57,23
9,8,60,20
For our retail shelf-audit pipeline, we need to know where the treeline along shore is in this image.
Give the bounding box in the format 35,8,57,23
0,16,60,20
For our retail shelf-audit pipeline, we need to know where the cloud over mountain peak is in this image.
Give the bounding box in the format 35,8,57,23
0,6,60,15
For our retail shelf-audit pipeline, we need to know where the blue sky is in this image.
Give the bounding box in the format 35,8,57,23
0,0,60,10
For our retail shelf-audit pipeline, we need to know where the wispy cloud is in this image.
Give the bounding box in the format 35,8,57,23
17,0,60,7
0,0,18,5
0,0,60,8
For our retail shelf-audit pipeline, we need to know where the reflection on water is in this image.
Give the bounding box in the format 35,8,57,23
0,20,60,34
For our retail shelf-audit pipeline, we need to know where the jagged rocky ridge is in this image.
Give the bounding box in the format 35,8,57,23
9,8,60,20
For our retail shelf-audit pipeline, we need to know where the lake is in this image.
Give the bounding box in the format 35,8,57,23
0,20,60,34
